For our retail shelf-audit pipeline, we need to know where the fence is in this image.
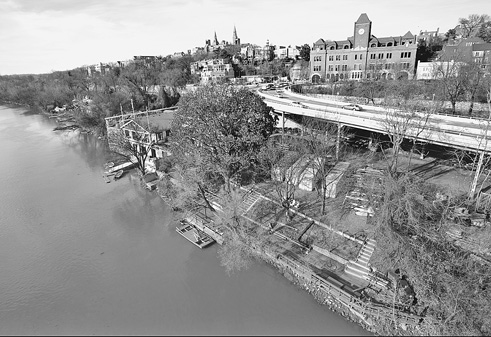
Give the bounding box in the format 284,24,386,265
477,191,491,212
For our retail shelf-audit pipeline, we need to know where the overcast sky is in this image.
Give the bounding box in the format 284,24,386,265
1,0,490,75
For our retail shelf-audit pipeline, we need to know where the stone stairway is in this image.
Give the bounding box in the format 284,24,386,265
240,190,263,215
344,239,376,280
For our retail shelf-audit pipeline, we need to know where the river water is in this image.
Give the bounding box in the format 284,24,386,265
0,105,369,335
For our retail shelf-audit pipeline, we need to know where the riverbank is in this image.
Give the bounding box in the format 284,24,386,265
163,192,421,336
153,148,491,336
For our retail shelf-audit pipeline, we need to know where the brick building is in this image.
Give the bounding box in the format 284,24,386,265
310,13,418,83
416,37,491,79
190,58,235,83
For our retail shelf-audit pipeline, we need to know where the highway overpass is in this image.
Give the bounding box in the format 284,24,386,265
258,89,491,153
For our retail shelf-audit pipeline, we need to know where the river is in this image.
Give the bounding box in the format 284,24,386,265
0,105,370,335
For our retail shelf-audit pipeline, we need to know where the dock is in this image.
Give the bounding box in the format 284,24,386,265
176,220,215,249
105,161,135,174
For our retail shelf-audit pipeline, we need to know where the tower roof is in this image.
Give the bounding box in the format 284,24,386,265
356,13,371,24
402,31,414,38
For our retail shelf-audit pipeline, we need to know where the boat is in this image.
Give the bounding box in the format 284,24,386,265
175,219,215,249
103,162,114,170
143,172,159,190
114,170,124,179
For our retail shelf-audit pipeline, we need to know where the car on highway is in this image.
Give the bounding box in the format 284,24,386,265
290,101,307,108
275,93,287,99
261,83,275,90
342,104,362,111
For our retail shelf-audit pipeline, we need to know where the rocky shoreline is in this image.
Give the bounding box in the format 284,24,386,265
263,255,377,334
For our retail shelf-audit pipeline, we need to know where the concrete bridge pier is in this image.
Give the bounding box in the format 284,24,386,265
336,123,344,161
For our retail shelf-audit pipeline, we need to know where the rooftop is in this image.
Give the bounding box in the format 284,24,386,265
137,111,174,130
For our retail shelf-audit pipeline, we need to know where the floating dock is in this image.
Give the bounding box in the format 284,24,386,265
176,220,215,249
105,161,135,174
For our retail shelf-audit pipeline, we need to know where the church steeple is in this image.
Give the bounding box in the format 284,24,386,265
233,25,240,45
213,31,219,46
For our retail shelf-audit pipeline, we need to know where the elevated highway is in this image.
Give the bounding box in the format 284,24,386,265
258,89,491,153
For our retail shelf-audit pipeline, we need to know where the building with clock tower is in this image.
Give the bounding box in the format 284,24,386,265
310,13,417,83
354,13,371,49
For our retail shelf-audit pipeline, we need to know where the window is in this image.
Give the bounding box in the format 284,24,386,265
313,56,322,62
330,46,335,50
371,43,377,47
329,55,334,61
386,52,392,59
378,53,384,59
335,65,340,71
313,66,321,71
401,52,411,58
370,54,376,59
335,55,341,61
344,45,349,49
369,64,375,70
342,64,348,71
343,55,348,60
351,71,362,79
401,62,410,69
360,54,363,60
355,54,358,60
387,42,393,47
376,64,383,70
328,65,333,71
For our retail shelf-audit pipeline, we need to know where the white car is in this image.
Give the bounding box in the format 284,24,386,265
290,101,307,108
342,104,362,111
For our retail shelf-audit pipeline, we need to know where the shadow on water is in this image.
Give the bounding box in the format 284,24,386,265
59,130,112,171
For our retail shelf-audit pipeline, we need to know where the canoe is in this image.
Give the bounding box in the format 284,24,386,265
175,219,215,248
114,170,124,179
103,162,114,170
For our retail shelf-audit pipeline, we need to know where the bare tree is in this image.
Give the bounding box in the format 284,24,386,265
433,52,469,114
382,98,432,176
107,123,154,176
295,117,348,214
458,14,491,39
469,85,491,200
258,139,302,221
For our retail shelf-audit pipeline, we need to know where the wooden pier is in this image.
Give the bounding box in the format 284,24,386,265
176,220,215,249
105,161,136,174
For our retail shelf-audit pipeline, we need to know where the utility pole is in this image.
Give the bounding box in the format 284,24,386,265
282,111,285,144
336,123,342,161
470,151,484,199
469,87,491,200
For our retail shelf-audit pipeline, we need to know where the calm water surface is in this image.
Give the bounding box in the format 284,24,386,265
0,105,370,335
